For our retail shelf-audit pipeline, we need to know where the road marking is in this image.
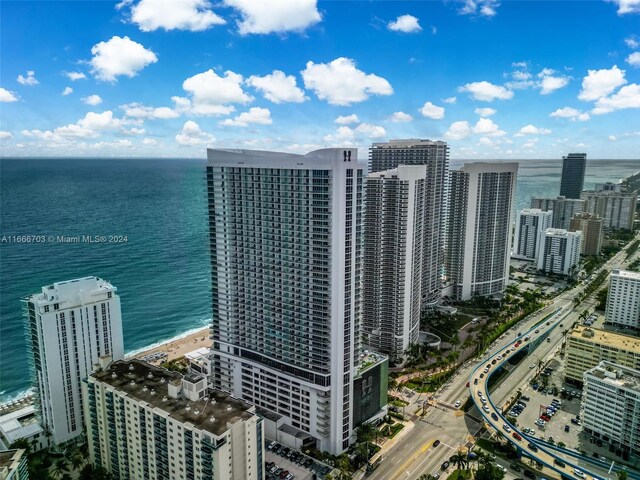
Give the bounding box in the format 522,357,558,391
389,440,434,480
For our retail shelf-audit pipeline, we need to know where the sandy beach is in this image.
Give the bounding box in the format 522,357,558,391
127,326,211,363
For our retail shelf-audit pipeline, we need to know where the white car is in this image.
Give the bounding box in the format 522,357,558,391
497,465,507,473
503,424,511,433
574,469,586,479
454,400,461,408
483,405,490,413
528,430,536,437
529,364,535,369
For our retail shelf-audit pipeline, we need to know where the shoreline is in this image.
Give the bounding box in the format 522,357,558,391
125,325,211,364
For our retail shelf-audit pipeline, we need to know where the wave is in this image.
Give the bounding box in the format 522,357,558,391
0,387,35,405
124,318,211,359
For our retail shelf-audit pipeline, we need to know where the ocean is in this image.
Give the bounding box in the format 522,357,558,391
1,157,638,401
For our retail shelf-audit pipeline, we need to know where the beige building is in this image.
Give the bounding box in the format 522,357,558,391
84,359,264,480
569,212,603,256
566,326,640,385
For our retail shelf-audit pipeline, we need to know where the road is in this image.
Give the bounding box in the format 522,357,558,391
367,235,639,480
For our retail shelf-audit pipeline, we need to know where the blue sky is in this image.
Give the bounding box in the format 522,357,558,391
1,0,639,159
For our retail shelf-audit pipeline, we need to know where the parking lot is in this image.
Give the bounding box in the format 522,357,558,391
265,441,333,480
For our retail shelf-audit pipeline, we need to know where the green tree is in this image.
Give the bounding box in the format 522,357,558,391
475,462,506,480
617,471,628,480
50,458,70,480
449,453,469,471
9,438,32,456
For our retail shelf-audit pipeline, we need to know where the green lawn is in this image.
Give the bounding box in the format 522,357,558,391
446,469,472,480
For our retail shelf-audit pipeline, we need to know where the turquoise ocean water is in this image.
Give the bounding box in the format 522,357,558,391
1,157,638,401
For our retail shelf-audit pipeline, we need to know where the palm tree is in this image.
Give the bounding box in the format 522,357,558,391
69,446,86,470
50,458,70,480
449,453,469,471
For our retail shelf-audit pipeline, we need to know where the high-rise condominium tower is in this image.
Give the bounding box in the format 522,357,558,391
206,148,385,454
368,139,449,307
537,228,582,276
530,196,586,230
363,165,429,362
569,212,603,256
512,208,553,261
559,153,586,199
606,269,640,330
23,277,123,445
446,163,518,300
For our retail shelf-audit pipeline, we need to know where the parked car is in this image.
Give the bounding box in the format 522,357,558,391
510,463,522,472
433,439,441,447
441,461,450,471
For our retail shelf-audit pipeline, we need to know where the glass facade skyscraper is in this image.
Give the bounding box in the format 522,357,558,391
559,153,586,199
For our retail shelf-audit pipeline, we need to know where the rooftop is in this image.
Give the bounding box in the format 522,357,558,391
585,361,640,391
357,350,387,375
569,326,640,352
24,276,116,306
92,359,255,436
611,269,640,280
0,405,44,444
0,449,25,473
371,139,448,148
207,147,361,168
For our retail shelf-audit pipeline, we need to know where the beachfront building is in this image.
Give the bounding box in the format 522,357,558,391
530,196,586,230
445,162,518,300
565,326,640,385
363,165,430,363
84,359,263,480
559,153,587,199
581,361,640,458
537,228,582,276
368,140,449,309
512,208,552,261
0,449,28,480
22,277,124,445
581,190,638,230
605,269,640,331
0,404,49,453
595,182,622,193
206,148,387,454
569,212,603,256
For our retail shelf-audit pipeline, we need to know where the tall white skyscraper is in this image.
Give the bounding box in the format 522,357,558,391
23,277,124,445
512,208,553,261
606,269,640,330
363,165,429,363
537,228,582,276
206,148,386,454
368,139,449,308
446,163,518,300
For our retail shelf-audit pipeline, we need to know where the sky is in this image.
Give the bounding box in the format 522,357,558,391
1,0,640,159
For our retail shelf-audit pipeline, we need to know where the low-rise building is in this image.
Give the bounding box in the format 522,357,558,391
84,359,263,480
537,228,582,276
566,326,640,385
0,449,28,480
582,361,640,458
0,405,49,452
606,269,640,331
569,212,603,256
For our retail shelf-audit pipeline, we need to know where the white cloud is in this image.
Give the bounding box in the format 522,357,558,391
0,88,18,102
66,71,87,81
445,121,471,140
389,111,413,123
335,114,359,125
442,96,457,104
474,107,496,117
220,107,272,127
355,123,386,138
549,107,590,121
142,137,158,145
17,71,39,86
505,66,569,94
78,111,122,131
592,83,640,114
522,139,538,149
175,120,215,145
121,127,146,136
62,87,73,96
608,0,640,15
246,70,306,103
419,101,445,119
539,73,570,94
458,0,500,17
516,124,552,136
301,57,393,106
458,81,513,101
472,118,505,136
609,135,618,141
625,35,640,49
121,102,179,119
90,36,158,82
0,131,13,140
323,126,355,142
578,65,627,101
123,0,225,32
224,0,321,35
626,52,640,67
82,94,103,106
388,14,422,33
179,69,252,116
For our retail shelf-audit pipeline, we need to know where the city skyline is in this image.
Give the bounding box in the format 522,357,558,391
1,1,640,160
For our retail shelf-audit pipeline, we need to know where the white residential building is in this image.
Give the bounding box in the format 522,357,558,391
368,139,449,308
606,269,640,330
446,162,518,300
84,359,263,480
363,165,430,362
206,148,386,454
23,277,124,445
582,361,640,457
0,405,49,452
530,196,586,230
595,182,622,193
537,229,582,276
512,208,552,261
581,190,638,230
